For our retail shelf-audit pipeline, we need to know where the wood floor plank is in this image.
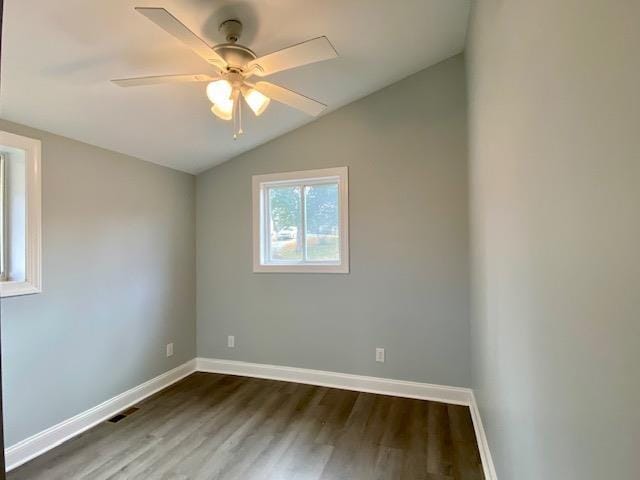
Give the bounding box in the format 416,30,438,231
8,373,484,480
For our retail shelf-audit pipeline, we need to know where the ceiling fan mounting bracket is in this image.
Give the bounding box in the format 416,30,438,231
219,19,243,43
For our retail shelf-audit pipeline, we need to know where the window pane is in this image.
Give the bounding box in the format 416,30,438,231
304,183,339,261
268,186,302,262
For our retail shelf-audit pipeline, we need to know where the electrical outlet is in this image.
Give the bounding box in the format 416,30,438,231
376,347,385,363
228,335,235,348
166,343,174,357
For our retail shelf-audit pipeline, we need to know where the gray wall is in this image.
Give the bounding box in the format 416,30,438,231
466,1,640,479
196,55,471,387
0,120,196,447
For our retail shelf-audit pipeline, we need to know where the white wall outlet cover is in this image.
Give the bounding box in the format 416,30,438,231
376,348,385,363
166,343,174,357
227,336,235,348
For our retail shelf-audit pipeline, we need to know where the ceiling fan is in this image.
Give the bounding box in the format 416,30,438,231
112,8,339,138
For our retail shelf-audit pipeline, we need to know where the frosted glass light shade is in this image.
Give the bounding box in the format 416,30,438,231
206,80,232,105
243,88,270,116
211,97,234,121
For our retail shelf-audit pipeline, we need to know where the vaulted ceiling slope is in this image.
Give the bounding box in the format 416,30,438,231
1,0,470,173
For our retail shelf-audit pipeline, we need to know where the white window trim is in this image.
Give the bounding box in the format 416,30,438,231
252,167,349,274
0,154,7,281
0,131,42,297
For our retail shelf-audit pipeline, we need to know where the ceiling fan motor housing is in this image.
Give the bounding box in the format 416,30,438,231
213,44,256,71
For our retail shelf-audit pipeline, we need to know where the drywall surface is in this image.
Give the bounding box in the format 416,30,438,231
466,1,640,478
0,119,196,446
196,55,471,387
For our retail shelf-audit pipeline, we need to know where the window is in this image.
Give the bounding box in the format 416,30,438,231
0,131,42,297
253,167,349,273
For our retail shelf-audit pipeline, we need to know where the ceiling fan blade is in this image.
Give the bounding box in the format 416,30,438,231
248,37,337,77
254,81,327,116
135,7,226,69
111,73,218,87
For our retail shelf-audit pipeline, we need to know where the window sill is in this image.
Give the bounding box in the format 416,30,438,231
0,280,42,298
253,263,349,274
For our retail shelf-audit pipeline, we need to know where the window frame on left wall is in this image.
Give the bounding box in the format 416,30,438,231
252,166,349,274
0,131,42,297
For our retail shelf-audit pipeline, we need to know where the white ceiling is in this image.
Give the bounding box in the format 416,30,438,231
1,0,470,174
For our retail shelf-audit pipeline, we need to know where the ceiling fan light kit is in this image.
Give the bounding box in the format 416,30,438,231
112,7,339,138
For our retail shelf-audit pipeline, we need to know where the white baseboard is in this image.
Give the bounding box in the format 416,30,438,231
197,357,497,478
469,391,498,480
5,359,196,472
5,357,497,480
196,357,472,405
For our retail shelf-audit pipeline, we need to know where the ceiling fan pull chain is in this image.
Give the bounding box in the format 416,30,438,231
233,95,239,140
238,97,244,136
